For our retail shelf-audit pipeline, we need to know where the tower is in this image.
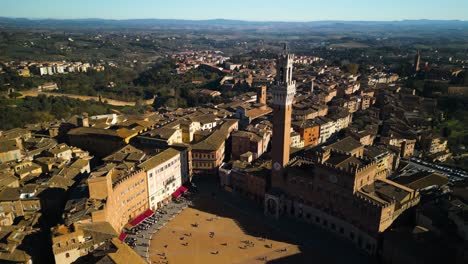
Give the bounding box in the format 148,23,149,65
77,113,89,127
310,78,315,93
257,85,267,108
414,50,421,72
271,45,296,188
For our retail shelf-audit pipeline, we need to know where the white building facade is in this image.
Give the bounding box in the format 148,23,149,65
138,148,183,210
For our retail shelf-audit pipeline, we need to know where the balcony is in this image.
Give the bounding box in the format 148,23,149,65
164,177,176,187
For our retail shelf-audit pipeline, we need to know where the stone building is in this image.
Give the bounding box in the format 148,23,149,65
67,127,130,159
265,147,420,254
87,167,149,233
68,120,154,158
73,237,146,264
51,222,117,264
0,140,22,163
231,130,270,161
0,186,41,219
292,119,320,147
191,120,238,175
316,117,336,144
380,136,416,158
263,47,420,255
420,135,451,162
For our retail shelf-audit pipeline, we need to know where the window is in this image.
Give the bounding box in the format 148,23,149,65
65,253,70,258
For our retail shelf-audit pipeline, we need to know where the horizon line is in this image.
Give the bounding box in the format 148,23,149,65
1,16,467,23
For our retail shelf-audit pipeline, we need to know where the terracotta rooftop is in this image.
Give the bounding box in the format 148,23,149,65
325,136,363,154
0,140,20,153
192,120,238,151
394,172,448,190
232,130,262,142
138,148,180,171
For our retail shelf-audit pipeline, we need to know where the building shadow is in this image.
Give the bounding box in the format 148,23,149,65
188,176,378,264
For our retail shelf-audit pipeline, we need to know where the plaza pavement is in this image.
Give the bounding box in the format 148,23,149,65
128,177,377,264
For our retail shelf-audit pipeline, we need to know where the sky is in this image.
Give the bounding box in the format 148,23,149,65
1,0,467,21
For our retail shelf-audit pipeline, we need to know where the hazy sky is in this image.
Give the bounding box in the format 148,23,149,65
2,0,468,21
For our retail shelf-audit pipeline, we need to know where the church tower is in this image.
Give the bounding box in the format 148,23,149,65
257,85,267,108
414,50,421,72
271,45,296,188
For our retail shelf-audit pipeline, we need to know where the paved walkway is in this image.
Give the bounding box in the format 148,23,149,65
124,198,191,261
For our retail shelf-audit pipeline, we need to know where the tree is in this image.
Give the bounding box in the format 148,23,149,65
8,92,22,100
442,126,451,137
346,63,359,75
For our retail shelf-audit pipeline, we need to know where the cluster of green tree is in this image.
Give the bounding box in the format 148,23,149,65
407,70,468,98
450,70,468,86
434,96,468,164
2,58,252,108
133,60,231,108
0,64,142,97
0,31,162,63
0,95,114,130
406,78,450,97
0,66,38,91
345,63,360,75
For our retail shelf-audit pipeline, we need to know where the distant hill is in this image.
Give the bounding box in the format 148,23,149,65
0,17,467,32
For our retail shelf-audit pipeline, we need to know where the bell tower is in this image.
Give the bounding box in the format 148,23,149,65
271,44,296,188
414,50,421,73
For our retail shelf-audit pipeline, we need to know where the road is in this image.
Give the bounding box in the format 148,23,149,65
398,158,468,182
19,90,154,107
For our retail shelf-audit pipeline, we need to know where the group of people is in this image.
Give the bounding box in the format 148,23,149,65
239,240,255,249
154,252,168,264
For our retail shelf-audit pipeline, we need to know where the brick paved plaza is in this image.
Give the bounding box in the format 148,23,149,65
149,198,300,264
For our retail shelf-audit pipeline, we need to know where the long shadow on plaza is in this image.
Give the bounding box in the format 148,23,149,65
188,176,378,264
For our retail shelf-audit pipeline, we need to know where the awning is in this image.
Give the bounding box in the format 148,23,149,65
171,185,189,198
172,189,182,199
118,232,127,242
180,185,188,193
127,209,154,228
